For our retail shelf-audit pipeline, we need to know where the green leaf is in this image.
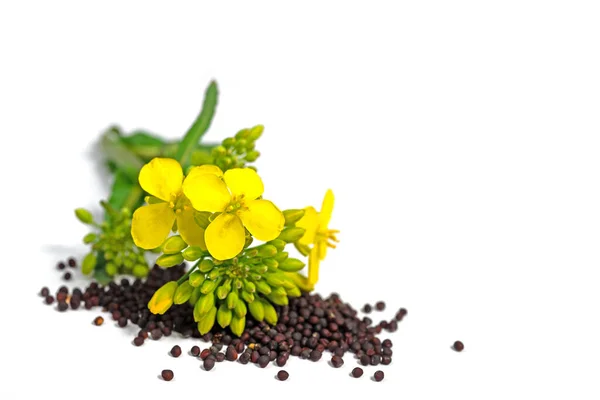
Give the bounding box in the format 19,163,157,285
100,129,145,182
175,81,218,167
120,131,166,161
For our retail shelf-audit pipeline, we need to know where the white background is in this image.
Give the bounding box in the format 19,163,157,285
1,1,599,398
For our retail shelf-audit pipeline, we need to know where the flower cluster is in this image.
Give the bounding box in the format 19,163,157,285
133,154,338,335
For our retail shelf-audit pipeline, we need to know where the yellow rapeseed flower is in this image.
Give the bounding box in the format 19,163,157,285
295,189,338,285
131,158,207,250
182,166,284,260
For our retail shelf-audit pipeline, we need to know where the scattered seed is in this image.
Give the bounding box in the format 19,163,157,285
203,357,215,371
161,369,174,381
277,370,289,381
453,341,464,352
63,272,72,281
374,370,384,382
191,346,200,357
118,317,128,327
170,345,182,357
331,355,344,368
362,304,372,313
133,337,144,346
40,287,49,297
45,295,55,305
57,262,66,270
93,316,104,326
57,302,68,312
375,301,385,311
68,258,77,268
351,367,363,378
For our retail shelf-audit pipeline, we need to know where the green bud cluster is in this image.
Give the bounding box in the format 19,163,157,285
75,202,149,279
211,125,263,172
150,208,309,336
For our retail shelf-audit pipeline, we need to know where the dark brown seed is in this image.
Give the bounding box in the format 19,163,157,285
239,353,250,364
191,346,200,356
225,346,238,361
277,370,289,381
370,355,381,366
331,355,344,368
453,341,464,352
382,339,392,348
352,367,363,378
258,355,270,368
251,351,260,363
133,337,144,346
382,355,392,365
63,272,72,281
309,350,322,361
161,369,174,381
151,328,162,340
374,370,384,382
57,302,68,312
93,316,104,326
203,357,215,371
216,353,225,362
200,349,211,360
395,308,407,321
375,301,385,311
68,258,77,267
362,304,372,313
44,295,55,305
118,317,128,327
360,354,370,366
56,292,67,302
57,262,66,270
276,355,287,367
40,287,49,297
170,345,182,357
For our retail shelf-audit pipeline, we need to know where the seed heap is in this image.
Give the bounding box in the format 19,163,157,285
41,263,407,381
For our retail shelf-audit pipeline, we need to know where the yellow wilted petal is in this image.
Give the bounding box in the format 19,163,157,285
318,189,334,229
138,158,183,201
223,168,264,200
177,208,207,250
186,164,223,179
148,281,178,314
183,173,231,213
296,206,318,246
307,245,321,285
131,203,176,249
238,199,284,242
205,213,246,260
317,237,328,260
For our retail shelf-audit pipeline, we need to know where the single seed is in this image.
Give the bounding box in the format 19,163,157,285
133,337,144,346
203,357,216,371
63,272,72,281
161,369,174,381
370,355,381,366
258,355,270,368
57,262,66,270
226,346,238,361
118,317,128,327
453,341,464,352
45,295,55,305
375,301,385,311
57,302,68,312
191,346,200,356
68,258,77,268
331,355,344,368
216,353,225,362
200,349,211,360
93,316,104,326
362,304,372,313
360,354,370,366
309,350,322,361
277,370,289,381
351,367,363,378
382,355,392,365
374,370,384,382
170,345,182,357
382,339,392,348
40,287,49,297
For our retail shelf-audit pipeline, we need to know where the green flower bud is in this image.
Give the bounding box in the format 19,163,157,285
248,299,264,321
200,279,218,294
216,284,230,300
244,150,260,162
174,281,194,304
182,246,204,261
283,209,305,225
234,298,247,317
241,290,254,303
263,259,278,269
104,251,113,261
208,268,222,280
105,262,117,276
217,304,233,328
253,265,268,274
230,315,246,337
156,253,184,268
212,145,227,157
268,239,286,252
223,137,235,148
197,306,217,334
189,270,205,287
188,286,202,305
294,242,311,257
81,252,97,275
75,208,94,224
265,273,284,286
272,286,287,297
267,293,288,306
133,264,149,278
193,212,211,229
257,245,277,258
148,281,177,314
199,259,214,273
234,278,243,290
255,280,272,295
243,280,256,293
286,285,302,297
273,251,288,263
245,249,259,258
83,233,98,244
162,235,187,254
235,128,250,140
248,125,263,141
262,300,278,325
277,227,306,243
227,291,239,309
278,258,306,272
194,293,215,320
234,139,247,153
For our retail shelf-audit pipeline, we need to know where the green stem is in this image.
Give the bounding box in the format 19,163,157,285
177,259,202,285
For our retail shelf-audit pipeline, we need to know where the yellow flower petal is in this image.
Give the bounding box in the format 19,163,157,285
307,245,321,285
183,173,231,213
186,164,223,179
238,199,284,242
205,213,246,260
318,189,334,229
131,203,176,249
138,158,183,201
177,208,207,250
223,168,264,200
296,206,319,246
